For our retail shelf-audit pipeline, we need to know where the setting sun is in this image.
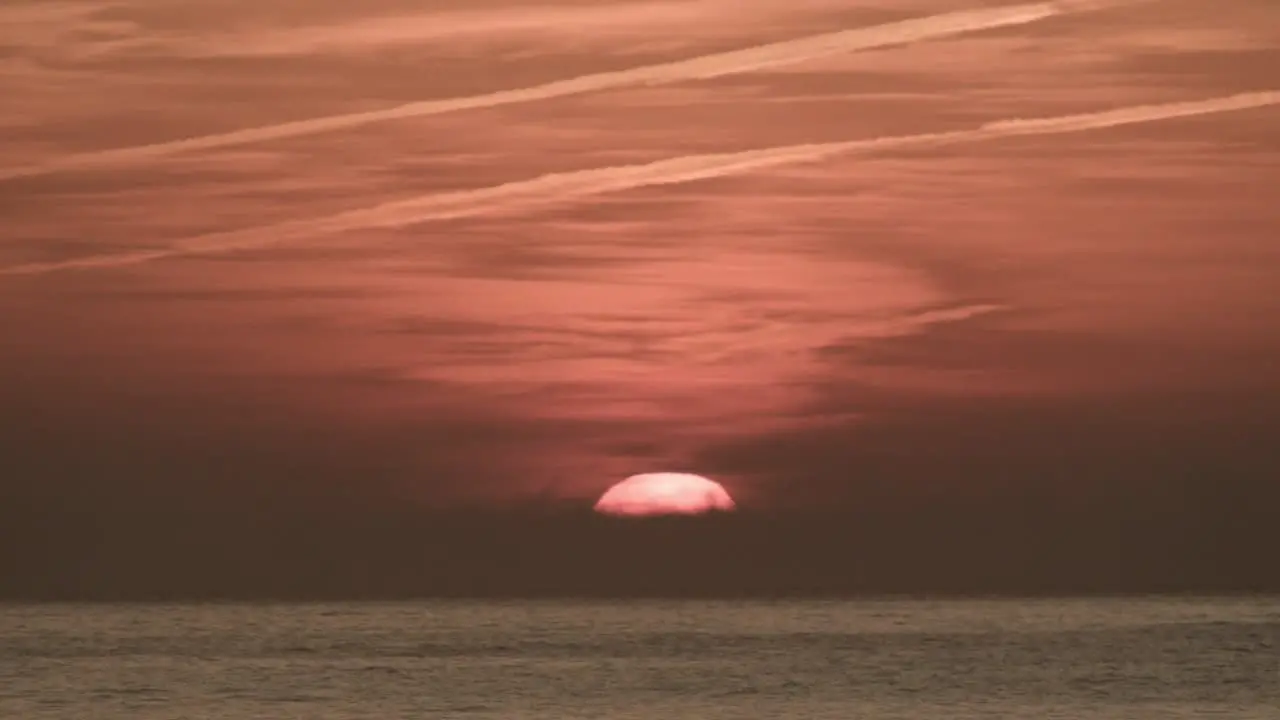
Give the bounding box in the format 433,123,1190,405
594,472,736,517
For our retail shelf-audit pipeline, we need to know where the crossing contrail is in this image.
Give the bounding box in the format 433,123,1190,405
4,89,1275,276
1,2,1098,182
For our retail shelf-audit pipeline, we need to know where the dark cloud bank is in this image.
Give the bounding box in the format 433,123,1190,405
3,383,1277,600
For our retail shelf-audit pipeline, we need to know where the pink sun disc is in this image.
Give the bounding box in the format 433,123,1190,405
594,472,736,517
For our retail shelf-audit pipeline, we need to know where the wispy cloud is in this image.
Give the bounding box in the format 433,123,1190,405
4,89,1274,277
368,245,1003,432
0,2,1086,182
182,0,829,58
0,2,143,56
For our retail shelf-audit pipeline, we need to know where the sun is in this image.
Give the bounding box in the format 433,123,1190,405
594,472,736,517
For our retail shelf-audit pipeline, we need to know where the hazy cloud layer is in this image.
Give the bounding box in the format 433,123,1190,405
0,1,1094,181
4,89,1274,275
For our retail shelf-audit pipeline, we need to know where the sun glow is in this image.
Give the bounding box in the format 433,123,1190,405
594,472,736,517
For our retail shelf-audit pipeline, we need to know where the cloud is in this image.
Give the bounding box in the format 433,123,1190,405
4,89,1275,276
0,1,1082,182
181,243,979,442
181,0,810,58
0,2,145,57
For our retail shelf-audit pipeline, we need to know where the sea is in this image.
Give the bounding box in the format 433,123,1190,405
2,598,1278,719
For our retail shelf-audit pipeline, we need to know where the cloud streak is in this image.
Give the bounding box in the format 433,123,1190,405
188,0,824,57
0,2,1087,182
4,89,1276,277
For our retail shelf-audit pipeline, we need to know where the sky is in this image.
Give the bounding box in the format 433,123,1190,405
1,0,1278,597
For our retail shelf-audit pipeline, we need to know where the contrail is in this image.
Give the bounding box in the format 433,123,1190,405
1,2,1092,182
4,90,1276,276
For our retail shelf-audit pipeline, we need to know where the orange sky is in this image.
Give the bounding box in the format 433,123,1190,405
1,0,1278,514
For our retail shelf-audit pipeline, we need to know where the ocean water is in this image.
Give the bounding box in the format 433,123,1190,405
2,598,1277,719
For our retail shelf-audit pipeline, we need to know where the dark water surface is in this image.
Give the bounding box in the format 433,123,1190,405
2,598,1277,718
